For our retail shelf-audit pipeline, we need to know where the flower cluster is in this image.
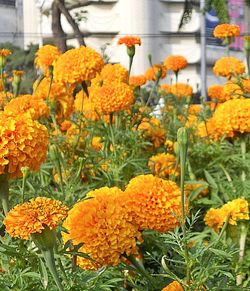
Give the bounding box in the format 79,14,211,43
213,23,240,38
162,281,183,291
204,198,249,231
145,64,167,81
213,57,245,78
4,197,68,240
129,75,147,87
35,45,61,75
118,36,141,47
208,84,226,102
148,153,179,178
164,55,188,72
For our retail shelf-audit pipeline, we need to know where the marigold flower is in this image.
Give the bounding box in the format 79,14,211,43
0,111,48,178
124,174,185,232
90,81,134,114
4,95,49,120
213,23,240,38
213,57,245,78
165,139,174,152
170,83,193,98
118,36,141,47
164,55,188,72
74,90,99,120
208,84,226,102
160,84,172,94
63,187,142,270
0,91,13,109
145,64,167,81
162,281,184,291
185,180,209,197
129,75,147,87
204,198,249,231
0,49,11,57
53,46,104,85
91,136,103,151
138,117,166,148
148,153,179,178
4,197,68,240
100,63,128,83
223,81,243,100
34,45,61,76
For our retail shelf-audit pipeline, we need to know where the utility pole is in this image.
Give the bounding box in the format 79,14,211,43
200,0,207,100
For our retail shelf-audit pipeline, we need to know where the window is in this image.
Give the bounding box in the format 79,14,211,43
0,0,15,6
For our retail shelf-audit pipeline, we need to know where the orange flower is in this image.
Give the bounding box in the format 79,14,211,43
0,91,13,109
118,36,141,47
208,84,226,102
0,111,48,178
213,57,245,78
162,281,184,291
213,24,240,38
100,63,128,83
34,45,61,75
0,49,11,57
63,187,142,270
160,84,172,94
170,83,193,98
129,75,147,87
4,197,68,240
54,46,104,85
164,55,188,72
223,80,243,100
145,64,167,81
124,174,185,232
148,153,179,178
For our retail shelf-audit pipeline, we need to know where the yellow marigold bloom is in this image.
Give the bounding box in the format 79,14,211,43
4,197,68,240
91,136,103,151
0,49,11,57
213,57,245,78
34,45,61,76
165,139,174,152
205,198,249,231
208,84,226,102
0,111,48,178
4,95,49,120
53,46,104,85
223,81,243,100
90,81,134,114
148,153,179,178
162,281,184,291
145,64,167,81
188,104,202,115
138,117,166,148
164,55,188,72
100,63,128,83
118,36,141,47
170,83,193,98
63,187,142,270
213,23,240,38
124,174,185,232
160,84,172,94
242,78,250,93
129,75,147,87
74,90,99,120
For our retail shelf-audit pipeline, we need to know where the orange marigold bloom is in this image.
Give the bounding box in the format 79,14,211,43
164,55,188,72
148,153,179,178
204,198,249,231
118,36,141,47
0,49,11,57
138,117,166,148
145,64,167,81
170,83,193,98
4,95,49,120
124,174,185,232
90,81,134,114
53,46,104,85
0,111,48,178
213,23,240,38
100,63,128,83
74,90,99,120
34,45,61,76
223,81,243,100
4,197,68,240
213,57,245,78
160,84,172,94
208,84,226,102
129,75,147,87
63,187,142,270
162,281,184,291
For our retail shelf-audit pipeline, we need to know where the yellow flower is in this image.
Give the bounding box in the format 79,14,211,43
91,136,103,151
34,45,61,76
213,23,240,38
164,55,188,72
165,139,174,152
213,57,245,78
145,64,167,81
4,95,49,120
63,187,142,270
204,198,249,231
148,153,179,178
53,46,104,85
118,36,141,47
129,75,147,87
0,111,48,178
138,117,166,148
74,90,100,120
124,174,185,232
160,84,172,94
100,63,128,83
90,81,134,114
223,80,243,100
4,197,68,240
162,281,184,291
170,83,193,98
208,84,226,102
0,49,11,57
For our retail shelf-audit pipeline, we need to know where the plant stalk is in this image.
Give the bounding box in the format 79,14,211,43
0,174,9,216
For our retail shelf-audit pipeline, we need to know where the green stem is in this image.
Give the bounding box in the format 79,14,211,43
33,73,44,94
42,248,64,291
126,255,156,289
145,75,160,107
0,174,9,216
128,55,134,78
240,136,246,182
246,49,250,76
1,67,6,94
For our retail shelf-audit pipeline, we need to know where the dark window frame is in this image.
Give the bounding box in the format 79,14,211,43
0,0,15,6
